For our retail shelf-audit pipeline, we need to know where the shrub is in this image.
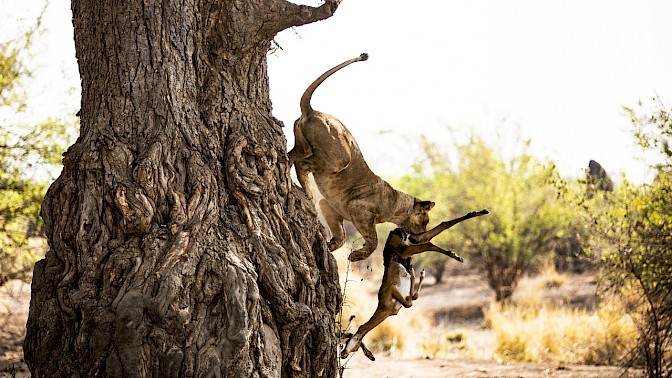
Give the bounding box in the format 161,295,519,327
396,135,583,302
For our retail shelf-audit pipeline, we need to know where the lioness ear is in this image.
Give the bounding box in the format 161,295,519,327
416,200,435,212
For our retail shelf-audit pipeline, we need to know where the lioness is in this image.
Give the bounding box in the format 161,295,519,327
288,53,435,262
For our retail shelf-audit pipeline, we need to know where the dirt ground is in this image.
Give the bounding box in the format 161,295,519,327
0,280,30,378
0,271,642,378
342,353,639,378
336,269,641,378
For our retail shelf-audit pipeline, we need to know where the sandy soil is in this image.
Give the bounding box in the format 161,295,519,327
0,271,642,378
342,353,639,378
0,280,30,377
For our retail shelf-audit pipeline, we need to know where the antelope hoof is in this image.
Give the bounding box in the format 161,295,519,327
456,255,464,263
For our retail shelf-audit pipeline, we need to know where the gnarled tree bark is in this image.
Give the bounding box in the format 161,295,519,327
24,1,343,377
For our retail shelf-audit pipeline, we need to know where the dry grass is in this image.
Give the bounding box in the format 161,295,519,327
487,283,638,365
420,329,471,359
359,310,476,360
365,314,409,354
539,262,567,289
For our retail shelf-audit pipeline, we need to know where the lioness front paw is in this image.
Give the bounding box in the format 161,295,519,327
327,238,344,252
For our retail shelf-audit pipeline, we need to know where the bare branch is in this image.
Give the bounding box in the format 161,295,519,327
270,0,341,34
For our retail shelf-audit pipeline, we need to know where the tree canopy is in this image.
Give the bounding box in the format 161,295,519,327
397,134,581,301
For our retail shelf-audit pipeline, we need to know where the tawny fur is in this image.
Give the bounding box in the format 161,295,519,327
288,53,434,262
340,210,489,359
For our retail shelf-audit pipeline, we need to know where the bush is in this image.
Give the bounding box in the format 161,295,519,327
397,135,584,302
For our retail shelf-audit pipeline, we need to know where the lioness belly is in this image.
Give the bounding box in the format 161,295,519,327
314,172,389,221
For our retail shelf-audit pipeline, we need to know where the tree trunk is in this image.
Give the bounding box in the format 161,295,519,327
433,262,446,284
24,1,343,377
485,262,522,303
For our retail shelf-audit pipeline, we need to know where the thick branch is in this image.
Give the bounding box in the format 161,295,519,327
271,0,341,34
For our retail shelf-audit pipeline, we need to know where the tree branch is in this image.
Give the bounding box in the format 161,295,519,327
271,0,341,34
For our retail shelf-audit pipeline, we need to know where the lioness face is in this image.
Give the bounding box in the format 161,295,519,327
405,200,435,234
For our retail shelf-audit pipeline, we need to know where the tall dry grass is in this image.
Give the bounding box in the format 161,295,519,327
538,262,567,289
486,269,638,365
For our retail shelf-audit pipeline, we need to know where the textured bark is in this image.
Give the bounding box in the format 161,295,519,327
24,0,342,377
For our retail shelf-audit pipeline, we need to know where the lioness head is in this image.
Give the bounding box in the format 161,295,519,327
403,199,435,234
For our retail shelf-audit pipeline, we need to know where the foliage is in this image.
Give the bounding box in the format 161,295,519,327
0,5,76,286
0,39,25,108
0,3,45,110
582,173,672,376
625,96,672,169
397,134,582,301
572,98,672,377
0,117,74,285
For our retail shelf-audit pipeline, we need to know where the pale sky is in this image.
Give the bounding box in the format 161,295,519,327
11,0,672,183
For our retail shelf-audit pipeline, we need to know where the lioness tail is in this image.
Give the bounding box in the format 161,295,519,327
300,53,368,116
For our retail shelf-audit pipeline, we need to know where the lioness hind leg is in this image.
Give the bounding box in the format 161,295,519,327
319,199,345,251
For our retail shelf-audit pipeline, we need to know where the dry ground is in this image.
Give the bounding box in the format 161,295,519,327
0,280,29,378
336,265,641,377
343,353,638,378
0,269,642,377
